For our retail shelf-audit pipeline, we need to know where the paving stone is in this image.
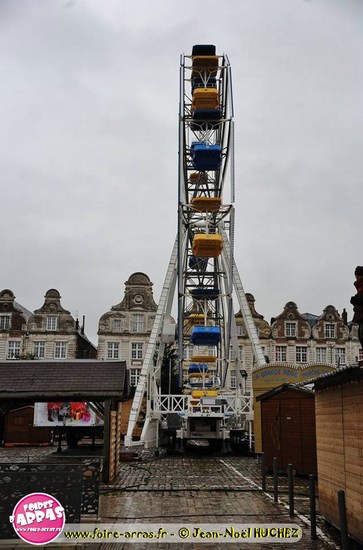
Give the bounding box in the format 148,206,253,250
0,447,350,549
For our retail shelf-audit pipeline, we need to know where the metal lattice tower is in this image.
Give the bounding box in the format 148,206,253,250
125,45,266,450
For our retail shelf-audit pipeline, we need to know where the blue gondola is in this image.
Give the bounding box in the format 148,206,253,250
191,142,222,171
188,256,208,270
190,326,221,346
190,380,214,387
191,287,219,300
188,363,209,374
193,109,221,120
190,110,222,132
192,44,216,56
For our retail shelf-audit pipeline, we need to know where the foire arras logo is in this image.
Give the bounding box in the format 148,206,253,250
10,492,65,545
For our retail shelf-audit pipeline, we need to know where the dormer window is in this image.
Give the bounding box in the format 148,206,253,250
131,314,144,333
46,316,58,331
0,315,10,330
113,319,123,333
285,321,296,337
324,323,336,338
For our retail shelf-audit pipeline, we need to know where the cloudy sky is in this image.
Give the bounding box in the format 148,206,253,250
2,0,363,345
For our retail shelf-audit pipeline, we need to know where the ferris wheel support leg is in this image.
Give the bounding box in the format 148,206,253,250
124,238,178,448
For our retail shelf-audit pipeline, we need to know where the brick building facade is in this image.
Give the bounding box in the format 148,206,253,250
232,295,361,392
0,288,96,361
97,273,163,387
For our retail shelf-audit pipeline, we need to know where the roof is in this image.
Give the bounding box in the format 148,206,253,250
256,383,314,402
302,363,363,389
14,301,33,320
0,360,127,400
301,312,319,328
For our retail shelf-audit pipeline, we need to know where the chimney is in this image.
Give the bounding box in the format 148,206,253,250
81,315,85,335
342,308,348,325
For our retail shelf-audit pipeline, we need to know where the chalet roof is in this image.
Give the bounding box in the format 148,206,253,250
302,363,363,389
256,383,314,402
0,360,126,400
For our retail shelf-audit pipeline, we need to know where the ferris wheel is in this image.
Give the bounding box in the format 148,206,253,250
177,44,236,394
125,45,266,451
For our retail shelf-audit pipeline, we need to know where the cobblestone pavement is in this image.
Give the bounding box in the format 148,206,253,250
0,447,349,549
0,442,103,464
94,453,343,550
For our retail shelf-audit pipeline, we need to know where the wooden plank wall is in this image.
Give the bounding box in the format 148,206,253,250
108,403,123,483
316,381,363,544
261,391,316,474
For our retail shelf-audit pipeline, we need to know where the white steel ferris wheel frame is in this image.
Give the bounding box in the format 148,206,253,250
177,52,236,390
125,50,266,449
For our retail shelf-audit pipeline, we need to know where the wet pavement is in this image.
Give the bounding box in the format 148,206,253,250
0,446,347,549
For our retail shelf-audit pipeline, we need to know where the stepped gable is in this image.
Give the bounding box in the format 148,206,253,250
311,304,349,342
111,272,158,312
271,301,312,339
0,289,27,332
28,289,76,332
98,272,158,335
236,293,271,339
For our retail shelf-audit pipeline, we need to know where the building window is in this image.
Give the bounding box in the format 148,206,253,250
130,368,141,387
183,344,194,360
325,323,336,338
113,319,123,333
131,314,144,333
359,348,363,362
275,346,287,362
33,341,45,358
238,345,244,362
230,371,237,389
316,347,327,363
107,342,119,359
131,342,143,360
335,347,346,366
285,322,296,337
47,316,58,331
54,342,67,359
236,324,244,337
0,315,10,330
296,346,307,363
7,341,21,359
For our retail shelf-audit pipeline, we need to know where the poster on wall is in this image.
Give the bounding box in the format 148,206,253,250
33,402,104,427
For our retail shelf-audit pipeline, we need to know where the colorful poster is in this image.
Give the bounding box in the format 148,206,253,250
33,402,103,427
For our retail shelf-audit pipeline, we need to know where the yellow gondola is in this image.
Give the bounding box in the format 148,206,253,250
188,313,205,325
191,389,219,398
189,172,208,185
190,355,217,363
191,88,219,112
192,233,223,258
191,197,221,212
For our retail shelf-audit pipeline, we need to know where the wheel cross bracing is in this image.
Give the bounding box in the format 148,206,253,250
125,45,266,450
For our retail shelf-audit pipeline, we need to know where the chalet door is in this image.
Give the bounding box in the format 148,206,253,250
261,401,283,470
280,399,302,472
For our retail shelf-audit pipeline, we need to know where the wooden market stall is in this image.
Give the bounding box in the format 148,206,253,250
257,384,317,474
312,365,363,545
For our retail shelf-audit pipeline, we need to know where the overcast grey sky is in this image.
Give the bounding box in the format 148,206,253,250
2,0,363,345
